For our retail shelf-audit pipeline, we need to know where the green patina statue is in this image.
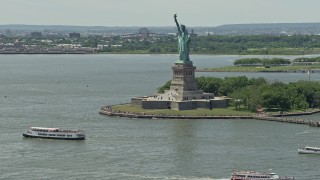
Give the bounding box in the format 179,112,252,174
174,14,191,64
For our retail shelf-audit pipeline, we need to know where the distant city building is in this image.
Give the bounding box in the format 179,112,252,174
190,29,197,37
119,33,164,39
31,32,42,38
69,32,81,38
5,29,11,37
97,44,109,50
119,27,165,39
138,28,150,38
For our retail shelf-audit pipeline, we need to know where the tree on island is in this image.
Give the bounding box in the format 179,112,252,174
233,58,291,67
158,76,319,112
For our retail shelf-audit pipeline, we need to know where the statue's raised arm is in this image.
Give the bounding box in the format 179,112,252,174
174,14,181,32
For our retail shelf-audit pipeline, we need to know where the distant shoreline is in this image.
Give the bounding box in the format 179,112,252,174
1,52,320,55
1,51,320,56
0,52,88,54
196,69,320,73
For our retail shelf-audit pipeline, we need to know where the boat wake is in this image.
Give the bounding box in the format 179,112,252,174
115,173,228,180
296,130,311,135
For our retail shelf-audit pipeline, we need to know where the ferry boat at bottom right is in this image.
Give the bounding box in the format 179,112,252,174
231,170,295,180
298,146,320,154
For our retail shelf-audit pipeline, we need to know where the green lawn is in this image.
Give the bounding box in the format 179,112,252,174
112,104,254,116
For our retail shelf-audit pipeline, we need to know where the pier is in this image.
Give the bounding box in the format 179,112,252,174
253,115,308,124
253,115,320,127
252,109,320,127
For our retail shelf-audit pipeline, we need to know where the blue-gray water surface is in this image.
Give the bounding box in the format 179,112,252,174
0,54,319,180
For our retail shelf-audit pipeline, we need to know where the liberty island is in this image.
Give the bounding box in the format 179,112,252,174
101,14,229,112
99,16,320,122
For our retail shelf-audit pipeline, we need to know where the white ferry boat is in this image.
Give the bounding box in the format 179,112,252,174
231,170,295,180
23,127,85,140
298,146,320,154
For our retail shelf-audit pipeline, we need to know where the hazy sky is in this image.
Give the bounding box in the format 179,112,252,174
1,0,320,27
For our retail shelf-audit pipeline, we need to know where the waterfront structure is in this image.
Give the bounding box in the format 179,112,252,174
131,15,228,110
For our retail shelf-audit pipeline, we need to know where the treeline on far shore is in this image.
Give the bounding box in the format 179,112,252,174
99,34,320,55
3,34,320,55
158,76,320,112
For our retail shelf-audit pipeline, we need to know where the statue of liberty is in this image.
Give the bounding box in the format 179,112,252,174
174,14,191,64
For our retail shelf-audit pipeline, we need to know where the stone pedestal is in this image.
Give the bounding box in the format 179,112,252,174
170,62,197,92
170,62,207,101
134,60,221,110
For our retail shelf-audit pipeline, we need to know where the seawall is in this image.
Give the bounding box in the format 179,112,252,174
99,105,320,127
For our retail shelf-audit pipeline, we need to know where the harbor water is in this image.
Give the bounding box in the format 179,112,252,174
0,54,319,179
